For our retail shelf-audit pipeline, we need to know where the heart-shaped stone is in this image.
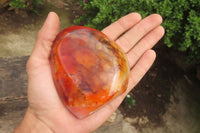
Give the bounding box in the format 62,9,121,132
50,26,129,119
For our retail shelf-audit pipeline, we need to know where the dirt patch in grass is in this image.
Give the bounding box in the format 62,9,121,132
0,9,41,34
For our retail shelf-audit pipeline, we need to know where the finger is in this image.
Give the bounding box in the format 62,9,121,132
29,12,60,64
116,14,162,53
102,12,142,41
81,50,156,132
127,26,165,68
126,50,156,92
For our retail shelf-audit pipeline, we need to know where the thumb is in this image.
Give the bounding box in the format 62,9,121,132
27,12,60,70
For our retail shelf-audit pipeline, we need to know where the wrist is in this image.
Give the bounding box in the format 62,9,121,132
14,108,53,133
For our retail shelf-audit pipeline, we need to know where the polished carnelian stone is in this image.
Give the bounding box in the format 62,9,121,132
50,26,129,119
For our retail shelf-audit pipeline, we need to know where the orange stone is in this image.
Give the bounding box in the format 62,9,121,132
50,26,129,119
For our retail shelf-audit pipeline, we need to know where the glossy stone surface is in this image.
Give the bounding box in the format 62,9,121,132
50,26,129,119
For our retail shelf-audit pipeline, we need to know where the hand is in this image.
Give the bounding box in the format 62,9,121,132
14,12,164,133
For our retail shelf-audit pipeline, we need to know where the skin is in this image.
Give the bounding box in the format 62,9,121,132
14,12,165,133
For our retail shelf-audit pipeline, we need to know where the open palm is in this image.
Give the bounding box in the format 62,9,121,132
23,12,164,133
